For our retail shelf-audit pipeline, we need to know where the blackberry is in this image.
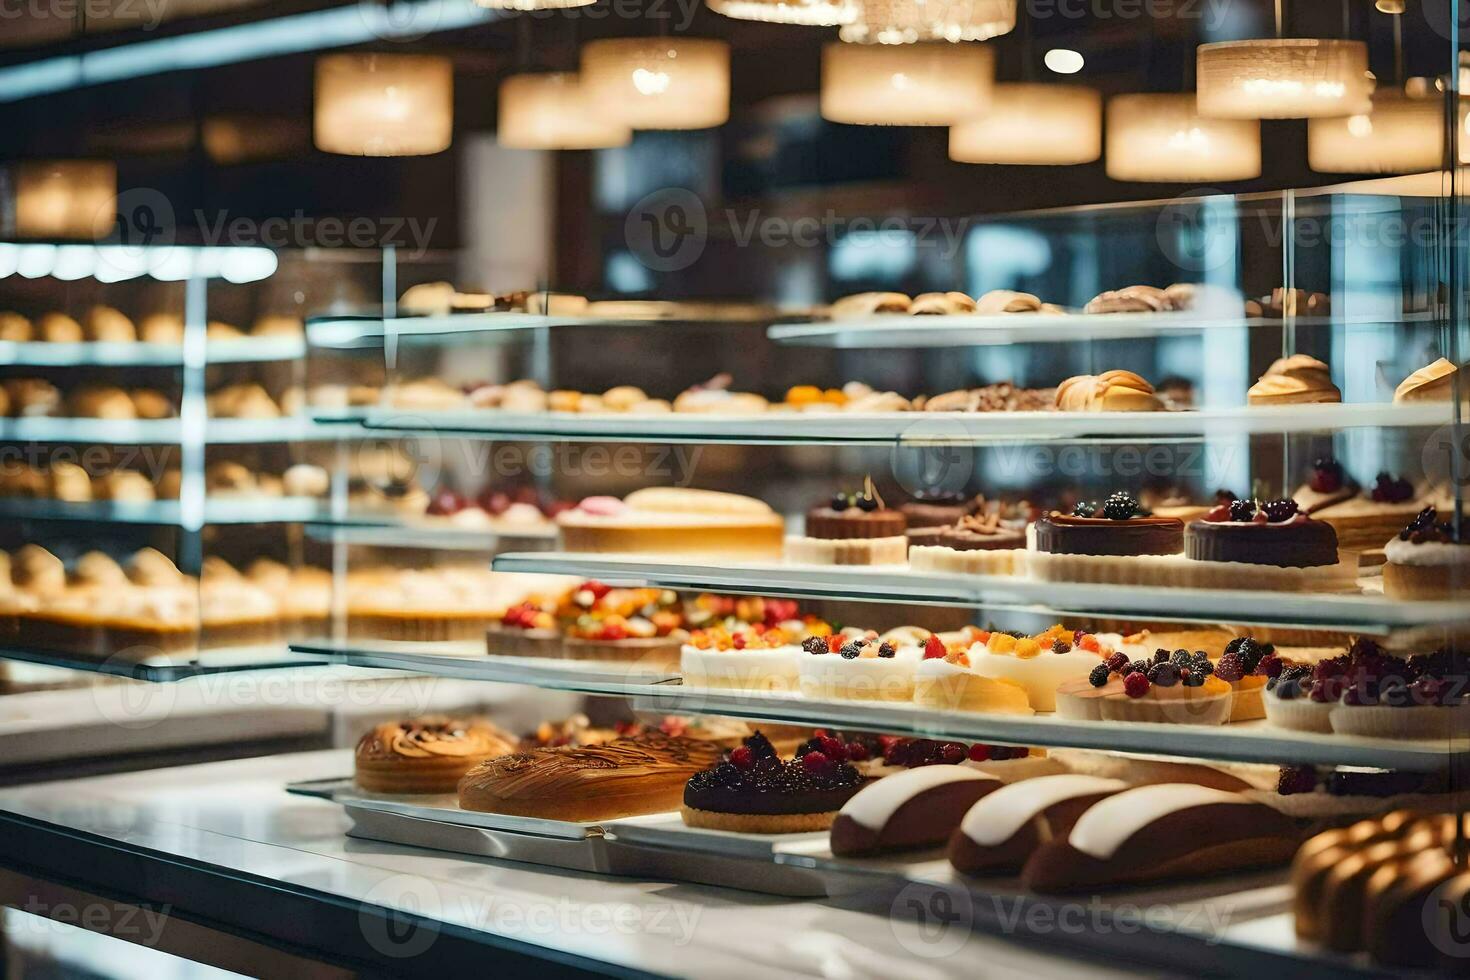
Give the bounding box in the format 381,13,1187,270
801,636,828,656
1261,498,1298,522
1231,638,1267,673
1088,663,1111,688
1051,640,1072,654
855,494,879,513
1228,498,1258,522
1105,652,1129,673
1400,505,1439,541
1191,654,1214,676
1171,649,1193,666
1102,492,1139,521
1072,501,1100,518
877,642,896,659
1152,648,1171,664
1276,766,1318,796
1148,661,1181,687
839,641,863,660
1181,669,1206,688
1127,659,1152,676
830,493,851,511
1271,676,1303,699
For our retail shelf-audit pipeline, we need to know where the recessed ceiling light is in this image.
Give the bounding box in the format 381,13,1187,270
1044,49,1084,75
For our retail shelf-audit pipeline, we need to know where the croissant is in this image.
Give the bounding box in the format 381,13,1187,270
1055,370,1163,412
911,291,977,315
1247,354,1341,405
1083,285,1171,315
974,290,1043,315
829,292,911,319
1394,357,1465,403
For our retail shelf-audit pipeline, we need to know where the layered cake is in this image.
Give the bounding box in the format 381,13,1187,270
912,637,1034,714
355,716,517,794
969,626,1113,712
907,510,1025,575
797,630,923,702
1027,493,1185,584
681,732,865,833
1383,506,1469,600
786,480,908,565
679,625,806,692
556,488,784,559
457,732,725,821
1181,497,1353,591
900,492,978,536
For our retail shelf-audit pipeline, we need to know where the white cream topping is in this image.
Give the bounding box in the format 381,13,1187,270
1385,537,1470,567
839,766,994,830
914,657,968,678
679,644,801,683
970,643,1102,711
1067,783,1253,860
960,775,1128,847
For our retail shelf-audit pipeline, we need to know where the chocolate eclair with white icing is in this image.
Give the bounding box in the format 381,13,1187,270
830,766,1001,857
948,774,1128,876
355,716,518,794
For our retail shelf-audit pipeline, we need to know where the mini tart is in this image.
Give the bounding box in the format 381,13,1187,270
912,656,1034,714
805,502,906,540
1328,702,1470,741
968,627,1107,712
1383,508,1470,601
355,716,517,794
1055,674,1233,725
679,631,802,693
1310,476,1440,552
797,633,922,702
1031,511,1183,557
681,734,865,834
1262,678,1335,733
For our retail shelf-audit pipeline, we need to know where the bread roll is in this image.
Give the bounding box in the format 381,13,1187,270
138,313,184,344
85,305,136,342
67,385,136,420
38,312,82,343
0,312,32,342
3,378,60,417
130,389,175,419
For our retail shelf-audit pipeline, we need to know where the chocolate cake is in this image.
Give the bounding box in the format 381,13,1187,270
1185,498,1339,567
1032,493,1183,556
806,481,906,539
900,492,977,529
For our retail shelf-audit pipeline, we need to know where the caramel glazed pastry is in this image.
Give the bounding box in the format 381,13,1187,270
458,732,725,822
354,716,518,794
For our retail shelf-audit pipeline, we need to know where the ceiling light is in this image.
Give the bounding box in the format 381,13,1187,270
838,0,1015,43
708,0,854,25
822,42,992,126
1044,48,1084,74
498,72,632,149
314,53,453,156
1106,93,1261,182
950,83,1101,164
11,160,116,239
582,39,730,130
1308,89,1442,173
1197,39,1374,118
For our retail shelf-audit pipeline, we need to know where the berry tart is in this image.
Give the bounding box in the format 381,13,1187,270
556,488,784,559
948,774,1129,876
1055,648,1233,725
849,734,1064,783
354,716,518,794
1291,457,1358,515
1027,492,1185,584
680,732,867,833
488,598,564,658
968,625,1117,712
1209,636,1287,722
557,582,686,666
679,624,809,693
907,509,1026,575
787,479,908,566
1263,764,1464,820
797,629,925,703
1310,471,1446,552
1183,496,1353,590
912,635,1035,715
1383,506,1469,601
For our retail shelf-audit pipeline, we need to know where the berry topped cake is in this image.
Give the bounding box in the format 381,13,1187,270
1307,469,1447,552
797,629,925,703
787,477,908,565
1032,492,1184,557
681,732,867,833
1384,506,1469,600
1292,457,1358,515
1186,497,1340,567
1055,647,1233,725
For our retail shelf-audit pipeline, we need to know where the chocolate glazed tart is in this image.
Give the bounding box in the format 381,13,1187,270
1032,513,1184,556
1186,519,1339,567
806,506,906,539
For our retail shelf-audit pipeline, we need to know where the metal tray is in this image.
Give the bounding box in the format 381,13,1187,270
287,777,603,839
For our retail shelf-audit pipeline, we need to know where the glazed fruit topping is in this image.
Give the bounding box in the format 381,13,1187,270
1103,492,1142,521
1276,765,1318,796
1262,498,1299,522
1371,472,1414,504
1398,505,1462,544
689,735,862,796
801,636,828,655
923,635,947,660
877,642,897,659
729,745,755,770
839,641,863,660
1123,672,1151,698
1228,498,1257,522
1051,640,1072,654
1309,458,1343,494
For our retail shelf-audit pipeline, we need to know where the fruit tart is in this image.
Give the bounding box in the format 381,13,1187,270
1383,506,1469,601
557,581,686,666
969,625,1114,712
1311,471,1446,552
679,624,811,693
1056,648,1233,725
787,477,908,565
488,598,564,658
1265,764,1463,820
796,629,925,703
912,635,1034,715
681,732,866,833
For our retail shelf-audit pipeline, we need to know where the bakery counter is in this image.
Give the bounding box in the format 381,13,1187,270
361,401,1454,445
0,751,1146,979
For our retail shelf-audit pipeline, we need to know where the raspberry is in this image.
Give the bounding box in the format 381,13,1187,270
1103,492,1139,520
817,735,847,760
923,635,946,660
1215,653,1245,682
729,746,754,769
1148,662,1180,687
1123,672,1150,698
1072,501,1099,518
1309,458,1343,494
1229,498,1257,522
1105,652,1129,673
801,751,831,775
967,743,991,762
801,636,828,656
1277,766,1317,796
1088,664,1111,687
1072,629,1087,644
1262,498,1299,522
1256,654,1283,678
845,741,870,761
1371,473,1414,504
732,633,747,650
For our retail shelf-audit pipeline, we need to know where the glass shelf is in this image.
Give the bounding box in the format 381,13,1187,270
768,310,1441,348
302,521,557,551
308,311,808,348
291,642,1462,772
0,497,336,525
0,336,305,366
0,416,366,444
0,644,323,682
362,402,1453,445
490,552,1468,635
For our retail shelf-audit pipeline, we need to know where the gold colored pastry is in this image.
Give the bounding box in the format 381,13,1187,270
974,289,1043,314
3,379,59,417
155,470,182,499
384,378,462,412
1248,354,1341,406
0,465,46,498
548,389,584,413
205,461,256,495
206,320,244,340
278,386,305,417
85,305,136,342
1083,285,1171,314
66,385,136,420
282,463,329,497
208,383,282,419
72,551,128,587
0,385,8,417
93,470,156,502
524,292,590,316
1393,357,1465,403
830,292,911,319
355,716,518,794
138,313,184,344
251,314,303,337
0,312,32,341
911,291,977,315
602,385,649,411
130,389,175,419
201,555,244,583
1056,370,1164,412
398,281,455,316
38,312,82,343
13,545,66,597
48,461,93,502
127,548,185,586
500,381,548,413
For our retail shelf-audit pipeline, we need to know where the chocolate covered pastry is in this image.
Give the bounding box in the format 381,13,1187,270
829,766,1001,857
355,716,517,794
948,774,1128,876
